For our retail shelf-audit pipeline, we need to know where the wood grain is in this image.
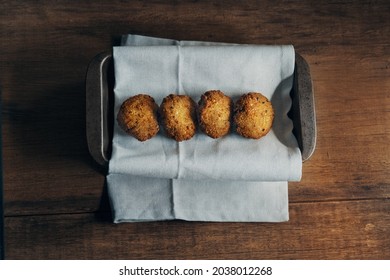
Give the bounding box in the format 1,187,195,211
5,199,389,259
1,0,389,259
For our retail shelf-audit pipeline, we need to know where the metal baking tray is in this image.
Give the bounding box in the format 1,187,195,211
86,51,316,168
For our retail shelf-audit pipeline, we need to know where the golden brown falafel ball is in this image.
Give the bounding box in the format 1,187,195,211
117,94,159,141
198,90,232,139
233,92,274,139
160,94,197,141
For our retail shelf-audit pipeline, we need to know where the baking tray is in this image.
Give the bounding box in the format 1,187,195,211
86,51,316,168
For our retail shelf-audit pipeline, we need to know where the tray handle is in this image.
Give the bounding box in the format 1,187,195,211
86,51,113,168
293,53,317,161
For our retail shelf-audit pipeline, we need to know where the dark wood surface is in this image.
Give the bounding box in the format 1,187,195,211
1,0,389,259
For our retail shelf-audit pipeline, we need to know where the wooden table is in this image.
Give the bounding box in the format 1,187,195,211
1,0,389,260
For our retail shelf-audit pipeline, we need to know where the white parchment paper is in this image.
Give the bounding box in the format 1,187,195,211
107,34,301,222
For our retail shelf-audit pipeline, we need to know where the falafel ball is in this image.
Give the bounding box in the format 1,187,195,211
233,92,274,139
116,94,159,141
198,90,232,139
160,94,197,141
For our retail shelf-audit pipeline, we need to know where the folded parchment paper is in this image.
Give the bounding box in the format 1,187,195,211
107,34,301,222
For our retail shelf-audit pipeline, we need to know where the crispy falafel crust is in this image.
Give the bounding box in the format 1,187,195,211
233,92,274,139
198,90,232,139
160,94,197,141
117,94,159,141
